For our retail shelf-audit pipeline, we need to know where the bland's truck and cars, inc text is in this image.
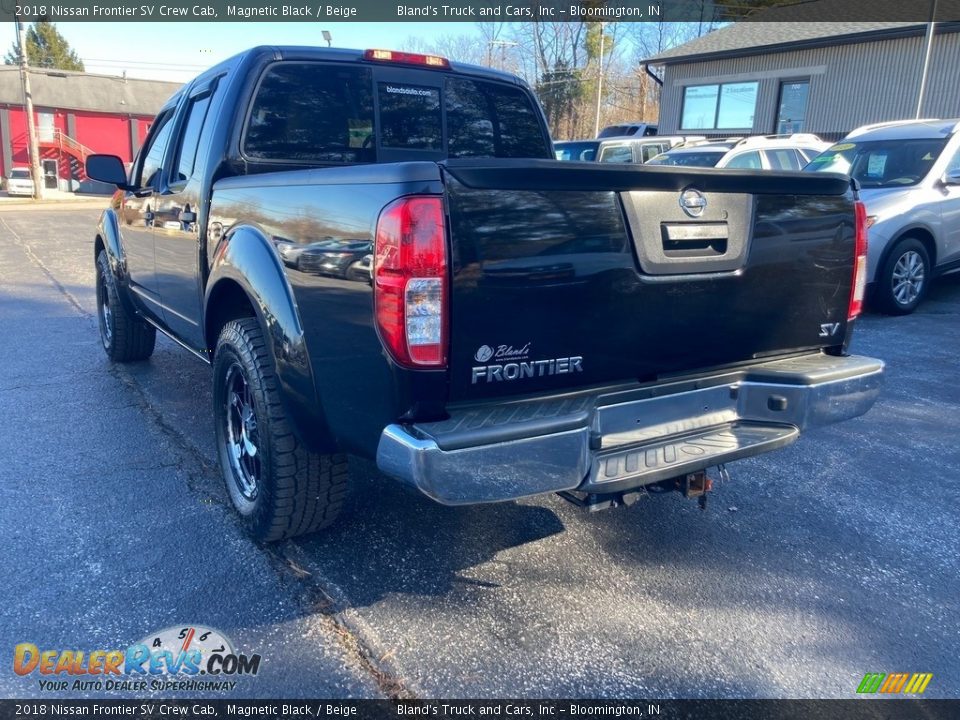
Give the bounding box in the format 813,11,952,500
85,45,884,541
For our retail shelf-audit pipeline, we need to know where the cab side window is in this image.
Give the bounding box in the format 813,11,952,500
136,114,174,189
725,150,762,169
599,145,634,163
172,93,213,183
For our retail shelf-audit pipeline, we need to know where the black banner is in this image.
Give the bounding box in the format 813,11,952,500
0,700,958,720
0,0,959,23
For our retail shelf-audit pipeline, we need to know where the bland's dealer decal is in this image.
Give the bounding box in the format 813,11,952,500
13,625,260,693
472,344,583,384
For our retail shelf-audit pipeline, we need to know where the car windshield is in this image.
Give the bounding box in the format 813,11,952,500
554,141,600,162
10,169,30,179
805,138,948,187
647,150,726,167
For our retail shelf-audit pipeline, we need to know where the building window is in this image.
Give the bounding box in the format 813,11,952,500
777,80,809,134
681,82,758,130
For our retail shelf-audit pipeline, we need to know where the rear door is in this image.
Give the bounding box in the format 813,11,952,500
119,111,174,320
441,161,856,402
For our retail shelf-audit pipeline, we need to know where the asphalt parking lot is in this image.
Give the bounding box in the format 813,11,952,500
1,206,958,700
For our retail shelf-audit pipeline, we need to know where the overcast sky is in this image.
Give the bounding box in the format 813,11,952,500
1,22,481,82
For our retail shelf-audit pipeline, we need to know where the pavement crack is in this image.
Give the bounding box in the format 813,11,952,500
272,541,415,701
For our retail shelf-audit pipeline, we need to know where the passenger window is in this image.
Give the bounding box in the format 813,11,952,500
947,147,960,174
641,144,665,162
172,93,212,183
137,114,174,189
765,148,802,171
725,151,762,169
244,63,375,163
599,146,634,163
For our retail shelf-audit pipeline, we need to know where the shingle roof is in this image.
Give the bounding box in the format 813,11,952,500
645,22,931,63
0,66,181,116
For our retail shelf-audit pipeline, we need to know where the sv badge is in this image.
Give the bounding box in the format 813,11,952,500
819,322,841,338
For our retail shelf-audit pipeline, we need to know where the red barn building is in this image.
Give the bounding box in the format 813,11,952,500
0,66,181,191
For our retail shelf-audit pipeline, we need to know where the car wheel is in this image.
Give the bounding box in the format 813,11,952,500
345,261,366,282
213,318,349,541
876,238,930,315
95,249,156,361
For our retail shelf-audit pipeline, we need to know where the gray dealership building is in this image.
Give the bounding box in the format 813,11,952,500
645,22,960,141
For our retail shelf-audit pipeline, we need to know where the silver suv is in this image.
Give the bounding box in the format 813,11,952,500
806,119,960,314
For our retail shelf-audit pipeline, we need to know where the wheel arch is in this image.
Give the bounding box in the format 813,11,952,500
205,225,337,454
879,225,937,274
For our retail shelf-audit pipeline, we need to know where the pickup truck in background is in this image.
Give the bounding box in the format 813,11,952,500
86,46,884,541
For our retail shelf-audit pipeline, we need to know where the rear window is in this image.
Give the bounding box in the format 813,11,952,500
806,138,948,187
10,169,30,179
245,62,548,162
378,83,441,150
244,63,375,162
445,77,550,159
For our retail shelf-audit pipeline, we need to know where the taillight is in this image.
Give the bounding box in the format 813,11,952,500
374,196,448,368
849,200,868,320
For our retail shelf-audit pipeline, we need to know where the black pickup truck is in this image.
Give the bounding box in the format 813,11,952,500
86,46,883,541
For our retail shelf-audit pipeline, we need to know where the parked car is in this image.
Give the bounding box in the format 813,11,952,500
555,136,703,164
4,167,34,196
597,122,657,138
648,134,830,170
277,238,372,277
804,119,960,314
85,45,882,540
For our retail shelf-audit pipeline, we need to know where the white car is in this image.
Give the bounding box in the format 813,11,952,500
5,167,35,196
647,134,830,171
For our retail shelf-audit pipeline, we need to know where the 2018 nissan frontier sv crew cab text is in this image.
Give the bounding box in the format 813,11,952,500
85,46,883,540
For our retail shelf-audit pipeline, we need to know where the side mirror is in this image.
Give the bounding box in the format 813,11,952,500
86,154,132,190
942,169,960,186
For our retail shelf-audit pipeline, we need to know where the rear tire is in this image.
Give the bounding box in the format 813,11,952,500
213,318,349,541
875,238,930,315
96,249,156,362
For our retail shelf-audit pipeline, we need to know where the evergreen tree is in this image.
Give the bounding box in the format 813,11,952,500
4,22,84,71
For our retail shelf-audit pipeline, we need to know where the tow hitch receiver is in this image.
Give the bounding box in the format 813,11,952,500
683,471,713,511
558,465,728,512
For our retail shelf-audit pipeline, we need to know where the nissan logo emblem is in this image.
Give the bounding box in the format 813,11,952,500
679,188,707,218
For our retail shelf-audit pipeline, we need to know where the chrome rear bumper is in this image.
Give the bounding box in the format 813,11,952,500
376,354,884,505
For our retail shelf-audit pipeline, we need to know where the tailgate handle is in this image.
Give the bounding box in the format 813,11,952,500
661,222,728,258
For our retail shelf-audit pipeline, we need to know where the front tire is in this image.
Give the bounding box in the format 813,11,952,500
876,238,930,315
213,318,349,541
96,249,156,362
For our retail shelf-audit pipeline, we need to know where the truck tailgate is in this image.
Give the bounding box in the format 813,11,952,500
441,159,855,402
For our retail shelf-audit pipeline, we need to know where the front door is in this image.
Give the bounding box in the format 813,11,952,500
940,144,960,266
119,111,174,321
154,84,218,350
41,159,57,189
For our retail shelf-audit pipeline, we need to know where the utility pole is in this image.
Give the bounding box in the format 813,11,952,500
16,16,44,200
594,23,606,137
915,0,938,119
